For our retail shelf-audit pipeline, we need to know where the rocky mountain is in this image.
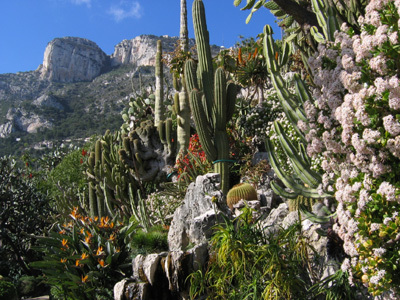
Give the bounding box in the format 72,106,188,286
0,34,221,156
39,37,110,83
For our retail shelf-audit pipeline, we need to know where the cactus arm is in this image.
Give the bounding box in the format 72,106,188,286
193,0,214,121
214,67,227,131
266,139,329,199
274,121,322,188
184,59,199,93
189,89,217,161
270,181,298,199
155,40,164,127
226,82,237,123
294,73,311,105
177,90,191,154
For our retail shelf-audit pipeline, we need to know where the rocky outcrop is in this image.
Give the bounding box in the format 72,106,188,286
168,173,230,251
39,37,110,82
0,122,14,138
110,34,221,68
114,173,229,300
33,94,64,110
3,108,52,134
111,35,181,68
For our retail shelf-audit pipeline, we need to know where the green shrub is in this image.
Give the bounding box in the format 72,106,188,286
0,279,17,300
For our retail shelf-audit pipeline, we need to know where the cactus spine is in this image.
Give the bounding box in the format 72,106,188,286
184,0,237,195
154,40,164,127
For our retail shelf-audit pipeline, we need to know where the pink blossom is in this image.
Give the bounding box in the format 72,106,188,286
377,181,397,201
383,115,400,136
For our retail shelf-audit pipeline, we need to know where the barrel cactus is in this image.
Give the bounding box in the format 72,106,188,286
226,183,258,209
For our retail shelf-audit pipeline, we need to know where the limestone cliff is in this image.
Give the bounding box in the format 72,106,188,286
39,37,110,83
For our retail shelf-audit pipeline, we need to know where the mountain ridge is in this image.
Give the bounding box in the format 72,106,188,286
0,34,222,156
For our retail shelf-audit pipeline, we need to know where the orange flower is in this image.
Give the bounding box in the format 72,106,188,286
84,236,91,244
81,253,89,260
59,229,66,234
98,259,106,267
79,228,85,235
81,275,88,283
61,239,69,248
109,222,114,229
108,233,116,241
115,247,121,253
75,259,81,267
96,246,104,256
60,258,67,263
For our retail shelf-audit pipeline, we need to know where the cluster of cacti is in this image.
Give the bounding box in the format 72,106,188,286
263,25,332,201
184,0,237,195
121,92,154,133
226,183,258,209
86,131,138,219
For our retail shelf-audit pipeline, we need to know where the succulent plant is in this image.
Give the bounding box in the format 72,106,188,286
226,183,258,209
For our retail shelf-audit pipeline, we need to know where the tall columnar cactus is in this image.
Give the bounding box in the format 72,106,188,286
174,0,191,159
180,0,189,53
184,0,237,195
154,40,164,127
175,88,191,156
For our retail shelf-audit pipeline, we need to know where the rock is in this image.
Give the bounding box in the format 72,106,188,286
168,173,230,251
114,279,131,300
262,203,289,227
110,35,220,68
124,282,149,300
0,121,14,138
132,254,147,282
143,254,161,286
33,94,64,110
40,37,110,82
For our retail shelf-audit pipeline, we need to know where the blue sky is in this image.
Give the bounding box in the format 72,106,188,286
0,0,280,74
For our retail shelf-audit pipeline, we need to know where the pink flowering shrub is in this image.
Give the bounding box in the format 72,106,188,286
304,0,400,296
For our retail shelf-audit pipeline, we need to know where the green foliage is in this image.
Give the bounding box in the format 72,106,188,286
0,156,52,280
30,207,136,300
43,148,89,216
0,279,17,300
188,207,318,299
130,226,169,255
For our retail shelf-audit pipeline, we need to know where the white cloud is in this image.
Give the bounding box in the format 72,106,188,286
71,0,91,7
108,1,142,22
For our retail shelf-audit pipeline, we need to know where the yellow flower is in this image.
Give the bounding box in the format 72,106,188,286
81,252,89,260
60,258,67,263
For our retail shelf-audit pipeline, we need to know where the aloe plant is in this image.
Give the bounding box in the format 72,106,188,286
184,0,237,195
